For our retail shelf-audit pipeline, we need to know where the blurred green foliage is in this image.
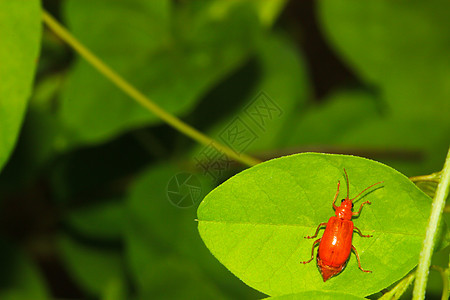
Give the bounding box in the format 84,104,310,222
0,0,449,299
0,0,41,172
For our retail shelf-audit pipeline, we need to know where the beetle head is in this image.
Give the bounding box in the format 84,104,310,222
335,169,383,220
336,197,353,220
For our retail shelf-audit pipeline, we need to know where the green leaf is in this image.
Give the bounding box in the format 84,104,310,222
65,200,124,240
101,276,127,300
265,290,364,299
58,233,125,296
250,0,288,27
197,153,432,297
0,104,63,192
275,87,448,176
316,0,450,176
60,0,262,144
243,32,310,152
0,0,41,172
338,117,450,176
318,0,450,119
278,89,379,147
191,31,310,158
0,240,49,300
48,134,150,204
125,163,264,299
206,0,288,27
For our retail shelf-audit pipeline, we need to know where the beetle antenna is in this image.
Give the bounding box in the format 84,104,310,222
343,168,350,199
351,181,384,202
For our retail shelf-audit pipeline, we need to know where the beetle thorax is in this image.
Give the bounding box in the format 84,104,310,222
335,199,353,220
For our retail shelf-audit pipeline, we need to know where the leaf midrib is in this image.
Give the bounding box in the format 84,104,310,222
197,219,424,237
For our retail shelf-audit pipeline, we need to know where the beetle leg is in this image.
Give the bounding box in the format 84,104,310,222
332,181,340,210
304,223,327,239
352,200,371,217
351,245,372,273
353,226,373,238
301,238,321,264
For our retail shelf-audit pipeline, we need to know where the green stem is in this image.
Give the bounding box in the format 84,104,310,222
41,10,261,168
409,171,441,183
379,272,415,300
412,147,450,300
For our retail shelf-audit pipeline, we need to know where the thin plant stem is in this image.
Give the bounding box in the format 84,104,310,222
409,171,441,183
412,147,450,300
379,272,415,300
41,10,261,167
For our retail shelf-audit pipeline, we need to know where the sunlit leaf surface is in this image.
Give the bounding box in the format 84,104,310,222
198,153,432,296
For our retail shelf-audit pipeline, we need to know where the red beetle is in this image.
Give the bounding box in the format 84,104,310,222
301,169,383,281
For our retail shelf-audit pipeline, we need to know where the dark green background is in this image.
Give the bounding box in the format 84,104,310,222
0,0,448,299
